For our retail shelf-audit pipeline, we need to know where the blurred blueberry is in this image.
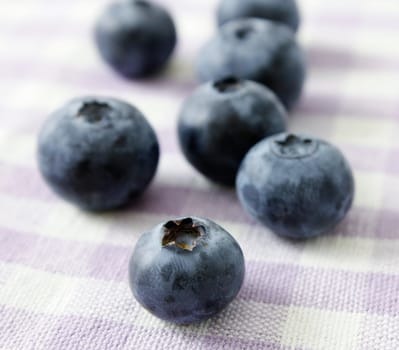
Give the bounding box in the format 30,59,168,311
237,133,355,239
95,0,177,78
129,216,245,324
37,96,159,211
196,18,306,110
178,77,287,186
218,0,301,32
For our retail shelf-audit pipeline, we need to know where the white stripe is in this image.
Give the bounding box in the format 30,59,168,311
1,1,399,58
0,193,160,246
0,131,36,166
0,81,183,129
281,306,362,350
299,235,374,272
2,261,390,346
1,196,399,274
0,262,293,340
306,70,399,101
354,172,384,210
333,117,396,149
0,193,303,265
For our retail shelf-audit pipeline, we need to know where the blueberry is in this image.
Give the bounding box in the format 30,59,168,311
129,217,245,324
95,0,177,78
217,0,301,32
236,133,355,239
196,18,306,110
37,96,159,211
178,77,287,186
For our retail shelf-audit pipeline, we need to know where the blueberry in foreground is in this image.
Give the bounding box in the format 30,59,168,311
95,0,177,78
37,96,159,211
129,217,245,324
196,18,306,110
236,133,355,239
178,77,287,186
217,0,300,32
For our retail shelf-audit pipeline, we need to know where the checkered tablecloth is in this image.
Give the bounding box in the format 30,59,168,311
1,0,399,349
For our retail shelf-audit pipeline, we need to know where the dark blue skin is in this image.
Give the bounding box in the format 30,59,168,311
129,217,245,324
178,77,287,186
37,96,159,211
95,0,177,78
217,0,301,32
236,133,355,239
196,18,306,110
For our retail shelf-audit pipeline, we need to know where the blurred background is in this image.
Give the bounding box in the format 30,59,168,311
1,0,398,198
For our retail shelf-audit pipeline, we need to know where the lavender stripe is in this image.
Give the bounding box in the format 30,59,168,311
0,58,198,97
306,46,399,71
363,273,399,316
0,164,250,223
292,267,399,316
46,314,135,350
240,263,300,306
308,12,399,30
341,146,390,174
4,3,399,41
1,226,399,316
290,267,367,313
201,335,297,350
2,51,399,98
0,307,135,350
386,149,399,174
0,305,57,349
3,30,399,73
0,163,56,202
2,165,399,238
163,129,399,165
138,126,180,155
383,179,399,217
1,18,87,37
0,227,130,281
1,89,398,138
49,320,208,350
130,183,249,223
0,306,296,350
374,210,399,239
306,207,399,240
295,93,399,121
0,226,301,302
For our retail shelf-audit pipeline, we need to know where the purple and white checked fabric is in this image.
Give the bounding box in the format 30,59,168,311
1,0,399,349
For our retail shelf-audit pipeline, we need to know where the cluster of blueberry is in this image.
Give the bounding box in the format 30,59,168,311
37,0,355,325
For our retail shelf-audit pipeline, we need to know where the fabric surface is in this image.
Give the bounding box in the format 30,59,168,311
1,0,399,349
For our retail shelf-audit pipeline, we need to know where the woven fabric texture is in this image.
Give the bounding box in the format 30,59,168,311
1,0,399,349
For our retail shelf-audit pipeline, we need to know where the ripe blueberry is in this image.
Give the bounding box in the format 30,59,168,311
129,217,245,324
37,96,159,211
237,133,355,239
178,77,287,186
196,18,306,110
217,0,301,32
95,0,177,78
